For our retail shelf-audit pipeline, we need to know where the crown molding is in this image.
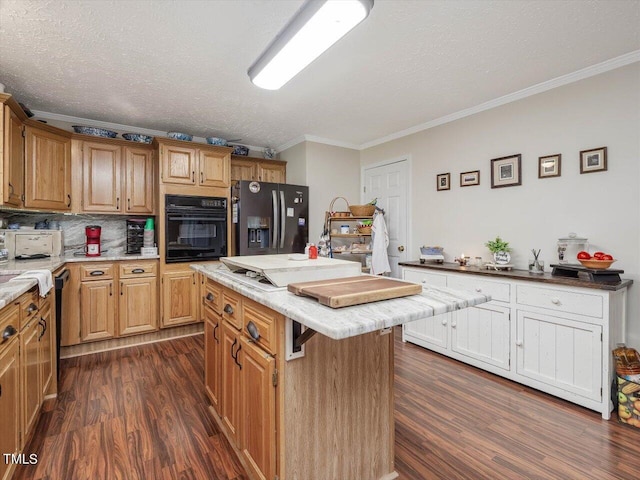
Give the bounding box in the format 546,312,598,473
359,50,640,150
277,134,359,153
277,135,307,153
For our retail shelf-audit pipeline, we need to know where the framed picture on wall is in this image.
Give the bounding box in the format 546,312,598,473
538,154,561,178
460,170,480,187
436,173,450,191
491,154,522,188
580,146,607,174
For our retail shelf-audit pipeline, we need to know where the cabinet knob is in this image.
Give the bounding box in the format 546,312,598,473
441,319,447,326
451,321,457,328
398,245,405,252
2,325,17,342
224,304,234,315
516,340,523,347
246,321,260,341
551,297,561,305
475,287,482,292
27,303,38,314
206,293,215,302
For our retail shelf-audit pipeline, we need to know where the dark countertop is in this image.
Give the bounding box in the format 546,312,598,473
399,261,633,292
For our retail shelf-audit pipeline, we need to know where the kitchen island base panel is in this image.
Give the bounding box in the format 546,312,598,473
282,329,396,480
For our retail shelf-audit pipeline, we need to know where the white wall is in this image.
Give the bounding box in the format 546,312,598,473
360,63,640,347
281,141,361,244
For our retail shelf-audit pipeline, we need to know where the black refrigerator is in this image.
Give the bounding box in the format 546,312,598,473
231,180,309,256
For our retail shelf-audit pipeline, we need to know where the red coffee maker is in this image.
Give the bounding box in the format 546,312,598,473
85,225,102,257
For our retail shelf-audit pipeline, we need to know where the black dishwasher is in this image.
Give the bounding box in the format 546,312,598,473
54,269,69,379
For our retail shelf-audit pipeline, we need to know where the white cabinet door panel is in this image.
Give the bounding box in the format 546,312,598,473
451,303,510,370
516,310,602,401
403,314,449,349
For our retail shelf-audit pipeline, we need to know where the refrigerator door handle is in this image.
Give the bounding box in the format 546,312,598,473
272,190,278,248
280,190,286,249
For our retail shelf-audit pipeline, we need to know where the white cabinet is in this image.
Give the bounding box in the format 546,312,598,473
402,265,628,419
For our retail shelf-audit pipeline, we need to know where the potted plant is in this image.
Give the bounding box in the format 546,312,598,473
485,236,512,264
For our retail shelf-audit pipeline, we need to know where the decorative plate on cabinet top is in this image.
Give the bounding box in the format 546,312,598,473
72,125,117,138
232,145,249,156
122,133,154,143
206,137,228,146
167,132,193,141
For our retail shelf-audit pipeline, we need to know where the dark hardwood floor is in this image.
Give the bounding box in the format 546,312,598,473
15,329,640,480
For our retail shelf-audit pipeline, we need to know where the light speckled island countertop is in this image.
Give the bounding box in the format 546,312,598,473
0,253,160,309
192,264,491,340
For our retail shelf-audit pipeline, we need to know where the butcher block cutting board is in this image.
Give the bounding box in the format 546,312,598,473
287,276,422,308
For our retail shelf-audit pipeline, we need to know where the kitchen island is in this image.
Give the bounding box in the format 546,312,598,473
192,260,489,480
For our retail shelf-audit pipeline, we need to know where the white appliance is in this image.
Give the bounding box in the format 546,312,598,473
1,229,64,259
220,254,361,287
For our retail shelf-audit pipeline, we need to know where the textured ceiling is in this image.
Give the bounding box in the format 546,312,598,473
0,0,639,150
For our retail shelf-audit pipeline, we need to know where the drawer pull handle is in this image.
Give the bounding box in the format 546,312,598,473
131,268,145,274
206,293,215,302
230,337,237,358
516,340,523,347
2,325,17,342
213,323,219,343
234,343,242,370
551,297,561,305
90,270,105,276
441,319,447,326
246,321,260,341
224,304,234,315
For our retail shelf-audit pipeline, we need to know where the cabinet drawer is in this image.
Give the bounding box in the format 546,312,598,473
0,303,19,346
204,279,223,315
516,285,603,319
403,268,447,287
80,263,115,280
222,289,242,330
447,275,510,303
19,288,40,330
243,299,278,355
119,261,157,278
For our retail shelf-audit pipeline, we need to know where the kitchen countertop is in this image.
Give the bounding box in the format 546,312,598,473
0,253,160,309
192,264,491,340
399,261,633,291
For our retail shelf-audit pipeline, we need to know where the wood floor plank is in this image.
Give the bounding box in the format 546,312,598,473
15,329,640,480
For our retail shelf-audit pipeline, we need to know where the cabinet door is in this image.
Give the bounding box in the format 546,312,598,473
2,105,24,207
24,126,72,210
60,264,81,347
21,318,41,439
161,271,198,327
230,158,257,181
119,276,158,336
160,144,196,185
0,338,20,479
403,314,449,350
221,321,241,444
516,310,602,401
80,280,116,341
205,307,222,413
451,303,510,370
258,162,286,183
240,337,276,480
199,150,230,187
39,303,53,398
82,141,122,212
124,146,154,214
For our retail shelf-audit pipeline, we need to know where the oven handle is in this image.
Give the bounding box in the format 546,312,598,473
272,190,278,248
280,190,286,249
167,215,226,222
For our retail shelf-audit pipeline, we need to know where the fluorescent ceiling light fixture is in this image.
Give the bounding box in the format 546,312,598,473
248,0,374,90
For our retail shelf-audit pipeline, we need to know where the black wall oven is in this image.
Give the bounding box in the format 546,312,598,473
165,194,227,263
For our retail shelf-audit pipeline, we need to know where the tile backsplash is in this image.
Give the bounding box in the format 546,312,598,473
1,212,155,256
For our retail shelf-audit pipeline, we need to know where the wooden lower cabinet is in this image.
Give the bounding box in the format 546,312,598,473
162,269,199,327
119,276,158,336
221,320,242,443
80,279,116,342
0,335,19,480
204,307,222,411
20,314,41,438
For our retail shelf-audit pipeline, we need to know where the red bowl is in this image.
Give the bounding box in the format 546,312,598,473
578,259,616,270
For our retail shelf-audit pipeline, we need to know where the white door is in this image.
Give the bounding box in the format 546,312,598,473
362,159,409,278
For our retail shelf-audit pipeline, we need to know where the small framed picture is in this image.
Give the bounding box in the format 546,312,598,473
460,170,480,187
490,154,522,188
538,154,561,178
580,147,607,174
436,173,450,191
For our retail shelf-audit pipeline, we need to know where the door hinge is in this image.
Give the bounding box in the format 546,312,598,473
272,369,278,387
363,186,366,193
600,332,603,342
21,194,25,202
21,128,26,137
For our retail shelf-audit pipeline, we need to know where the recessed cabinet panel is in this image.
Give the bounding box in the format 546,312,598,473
119,277,158,336
3,105,24,207
83,142,122,212
124,146,154,213
199,150,230,187
0,338,20,479
162,271,198,327
161,145,196,185
80,280,116,341
205,308,222,413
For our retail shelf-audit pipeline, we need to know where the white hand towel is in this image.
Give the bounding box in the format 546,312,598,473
10,270,53,297
371,214,391,275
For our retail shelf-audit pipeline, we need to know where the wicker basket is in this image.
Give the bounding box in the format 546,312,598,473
349,204,376,216
357,226,372,235
329,197,352,218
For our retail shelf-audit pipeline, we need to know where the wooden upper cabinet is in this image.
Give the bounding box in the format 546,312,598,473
2,104,25,207
124,146,154,214
258,161,286,183
231,156,286,183
160,143,197,185
24,125,72,210
199,149,230,188
82,141,122,212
